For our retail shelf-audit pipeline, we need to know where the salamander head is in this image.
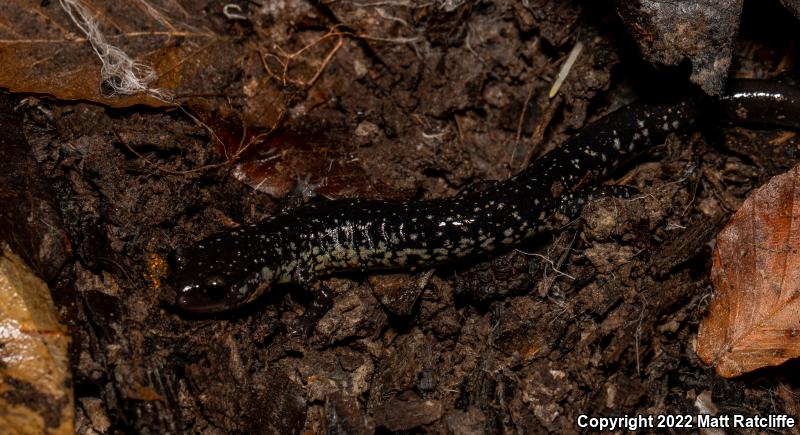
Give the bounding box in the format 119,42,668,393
167,236,279,313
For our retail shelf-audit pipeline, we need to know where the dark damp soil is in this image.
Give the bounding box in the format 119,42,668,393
17,0,800,433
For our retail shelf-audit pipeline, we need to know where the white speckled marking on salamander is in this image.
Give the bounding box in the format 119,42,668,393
168,80,800,313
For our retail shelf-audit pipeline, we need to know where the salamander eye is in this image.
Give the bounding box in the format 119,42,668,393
172,247,189,269
203,275,228,299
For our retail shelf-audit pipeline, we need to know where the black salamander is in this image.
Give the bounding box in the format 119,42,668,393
168,80,800,313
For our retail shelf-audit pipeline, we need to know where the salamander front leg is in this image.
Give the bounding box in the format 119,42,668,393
289,264,334,338
457,180,499,197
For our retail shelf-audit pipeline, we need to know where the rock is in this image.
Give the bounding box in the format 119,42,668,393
616,0,743,95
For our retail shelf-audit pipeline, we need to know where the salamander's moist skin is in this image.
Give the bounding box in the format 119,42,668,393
168,80,800,313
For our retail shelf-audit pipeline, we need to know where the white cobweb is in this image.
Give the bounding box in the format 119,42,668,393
59,0,172,102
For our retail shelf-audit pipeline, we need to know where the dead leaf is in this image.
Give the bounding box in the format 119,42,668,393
0,250,72,434
1,1,209,104
230,128,412,201
0,1,285,126
697,163,800,377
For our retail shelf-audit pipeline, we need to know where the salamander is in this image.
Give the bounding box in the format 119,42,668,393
167,80,800,313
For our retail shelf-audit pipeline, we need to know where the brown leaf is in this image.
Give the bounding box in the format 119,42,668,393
0,1,285,126
697,164,800,377
0,250,72,434
0,1,205,104
230,128,412,201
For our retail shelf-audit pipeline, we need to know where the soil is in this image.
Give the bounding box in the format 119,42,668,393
11,0,800,433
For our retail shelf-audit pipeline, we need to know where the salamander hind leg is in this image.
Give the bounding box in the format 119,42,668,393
553,185,641,225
